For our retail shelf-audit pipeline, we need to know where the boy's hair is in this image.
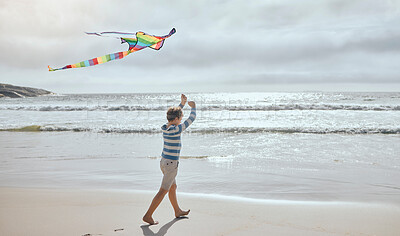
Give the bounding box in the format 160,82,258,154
167,106,183,121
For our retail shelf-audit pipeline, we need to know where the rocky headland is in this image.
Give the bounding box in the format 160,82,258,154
0,83,54,98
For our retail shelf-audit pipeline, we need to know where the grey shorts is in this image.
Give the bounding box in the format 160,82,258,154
160,158,179,190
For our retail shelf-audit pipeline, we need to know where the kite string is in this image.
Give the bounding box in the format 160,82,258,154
85,31,137,40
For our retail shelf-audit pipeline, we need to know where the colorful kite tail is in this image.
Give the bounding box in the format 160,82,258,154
48,50,131,71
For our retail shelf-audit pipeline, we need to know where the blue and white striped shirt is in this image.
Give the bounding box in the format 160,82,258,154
161,104,196,160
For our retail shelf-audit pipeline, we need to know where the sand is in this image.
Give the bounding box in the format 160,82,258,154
0,187,399,236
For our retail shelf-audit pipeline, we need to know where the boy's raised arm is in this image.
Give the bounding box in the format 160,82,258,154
178,101,196,133
179,94,187,108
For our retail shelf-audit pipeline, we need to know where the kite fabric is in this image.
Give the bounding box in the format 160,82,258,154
48,28,176,71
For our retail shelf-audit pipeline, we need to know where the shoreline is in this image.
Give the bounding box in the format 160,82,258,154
1,129,399,206
3,183,400,206
1,187,399,236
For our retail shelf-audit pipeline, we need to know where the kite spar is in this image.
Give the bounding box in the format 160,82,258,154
48,28,176,71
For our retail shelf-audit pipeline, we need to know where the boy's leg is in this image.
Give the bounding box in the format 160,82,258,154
168,183,190,218
143,188,168,225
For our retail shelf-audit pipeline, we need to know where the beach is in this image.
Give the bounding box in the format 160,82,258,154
1,187,399,236
2,0,400,234
1,92,399,235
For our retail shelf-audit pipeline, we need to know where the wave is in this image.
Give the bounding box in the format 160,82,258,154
2,125,42,132
2,125,399,134
146,155,211,159
1,104,399,112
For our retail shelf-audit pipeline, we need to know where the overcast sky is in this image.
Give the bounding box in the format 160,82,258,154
1,0,400,93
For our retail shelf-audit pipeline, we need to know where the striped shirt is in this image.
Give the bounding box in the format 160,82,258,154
161,104,196,160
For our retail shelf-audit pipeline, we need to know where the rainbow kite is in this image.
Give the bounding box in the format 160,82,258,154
48,28,176,71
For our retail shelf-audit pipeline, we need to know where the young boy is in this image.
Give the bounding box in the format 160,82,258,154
143,94,196,225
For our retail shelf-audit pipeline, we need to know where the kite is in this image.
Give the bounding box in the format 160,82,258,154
48,28,176,71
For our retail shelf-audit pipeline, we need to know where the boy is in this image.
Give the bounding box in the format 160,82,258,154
143,94,196,225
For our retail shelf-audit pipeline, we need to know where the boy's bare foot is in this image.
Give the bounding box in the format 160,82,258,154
175,209,190,218
143,215,159,225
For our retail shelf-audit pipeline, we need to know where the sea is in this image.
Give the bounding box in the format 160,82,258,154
0,92,399,204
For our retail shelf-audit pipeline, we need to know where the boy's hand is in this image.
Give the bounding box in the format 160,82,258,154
188,101,196,108
181,94,187,106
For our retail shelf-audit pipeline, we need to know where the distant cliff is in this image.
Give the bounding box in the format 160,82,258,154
0,83,54,98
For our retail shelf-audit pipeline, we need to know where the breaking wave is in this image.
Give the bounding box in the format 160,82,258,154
2,125,399,134
1,104,399,112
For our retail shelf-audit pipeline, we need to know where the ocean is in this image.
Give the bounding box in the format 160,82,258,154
0,92,399,204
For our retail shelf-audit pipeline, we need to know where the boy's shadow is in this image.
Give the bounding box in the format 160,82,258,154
140,217,188,236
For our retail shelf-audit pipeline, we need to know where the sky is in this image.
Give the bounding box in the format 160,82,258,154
0,0,400,93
